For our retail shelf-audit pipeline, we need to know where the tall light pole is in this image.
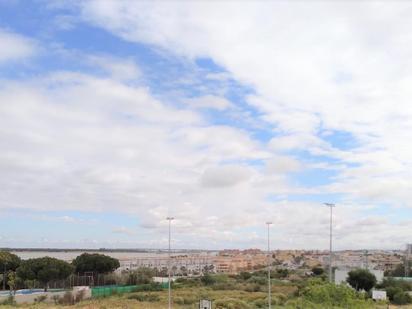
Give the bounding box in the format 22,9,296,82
166,217,174,309
266,222,273,309
324,203,335,283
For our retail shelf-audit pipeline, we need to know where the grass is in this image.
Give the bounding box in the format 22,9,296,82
0,287,409,309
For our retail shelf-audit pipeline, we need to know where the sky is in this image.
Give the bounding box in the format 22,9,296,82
1,0,412,250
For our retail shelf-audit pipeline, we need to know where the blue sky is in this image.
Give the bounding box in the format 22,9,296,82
1,1,412,250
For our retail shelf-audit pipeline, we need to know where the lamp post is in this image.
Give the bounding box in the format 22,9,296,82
166,217,174,309
324,203,335,283
266,222,273,309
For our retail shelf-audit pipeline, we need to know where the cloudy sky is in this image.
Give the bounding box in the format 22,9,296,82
1,1,412,250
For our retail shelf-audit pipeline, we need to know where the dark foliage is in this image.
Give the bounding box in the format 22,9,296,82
17,257,73,291
72,253,120,274
346,269,376,292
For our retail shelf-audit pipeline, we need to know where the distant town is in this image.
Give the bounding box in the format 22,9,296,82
3,247,408,276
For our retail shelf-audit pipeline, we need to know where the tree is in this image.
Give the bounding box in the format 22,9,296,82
201,273,216,286
0,251,21,290
312,266,325,276
393,291,412,305
0,251,21,272
7,271,21,295
239,271,252,281
346,269,377,292
128,267,155,285
72,253,120,274
17,257,73,291
386,262,411,277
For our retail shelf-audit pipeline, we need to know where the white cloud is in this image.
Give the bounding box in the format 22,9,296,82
3,1,412,249
0,72,293,247
77,0,412,210
0,28,36,63
265,155,301,174
112,226,135,236
87,55,141,81
200,165,252,188
184,95,232,110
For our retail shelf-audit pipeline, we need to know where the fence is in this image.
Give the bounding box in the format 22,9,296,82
91,282,168,297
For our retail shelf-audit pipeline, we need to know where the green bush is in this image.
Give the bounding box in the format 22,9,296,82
131,282,163,292
127,293,160,302
244,283,261,292
393,291,412,305
58,291,75,305
0,295,16,306
173,295,197,305
214,298,251,309
386,286,403,301
302,281,367,307
34,295,48,303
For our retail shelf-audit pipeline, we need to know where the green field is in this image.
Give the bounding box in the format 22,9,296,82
0,286,402,309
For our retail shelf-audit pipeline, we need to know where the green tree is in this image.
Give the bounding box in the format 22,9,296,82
128,267,155,285
72,253,120,275
7,272,19,294
0,252,21,272
0,251,21,290
302,280,367,307
386,262,411,277
17,257,73,291
201,273,216,286
239,271,252,281
393,291,412,305
346,269,377,292
311,266,324,276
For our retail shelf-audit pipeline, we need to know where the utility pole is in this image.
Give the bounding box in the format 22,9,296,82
2,263,6,291
166,217,174,309
364,250,368,270
405,244,411,277
324,203,335,283
266,222,273,309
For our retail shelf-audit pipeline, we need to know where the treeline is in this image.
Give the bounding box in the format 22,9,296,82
0,251,119,292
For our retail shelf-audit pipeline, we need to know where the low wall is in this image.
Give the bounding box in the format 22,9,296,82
0,286,91,304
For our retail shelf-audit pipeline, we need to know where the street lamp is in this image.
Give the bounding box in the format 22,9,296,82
166,217,174,309
266,222,273,309
324,203,335,283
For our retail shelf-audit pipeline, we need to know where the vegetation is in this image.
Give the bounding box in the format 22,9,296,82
0,251,21,272
0,251,21,291
385,262,411,277
376,277,412,305
72,253,120,275
128,267,156,285
311,266,324,276
16,257,73,291
346,269,377,292
1,254,411,308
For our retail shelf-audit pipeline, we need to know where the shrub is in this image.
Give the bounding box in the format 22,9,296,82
127,293,160,302
173,296,197,305
244,283,261,292
52,295,60,304
128,267,155,285
239,272,252,281
34,295,48,303
393,291,412,305
0,295,16,305
75,289,85,302
58,291,75,305
131,282,163,292
386,286,403,301
302,282,366,307
214,298,251,309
